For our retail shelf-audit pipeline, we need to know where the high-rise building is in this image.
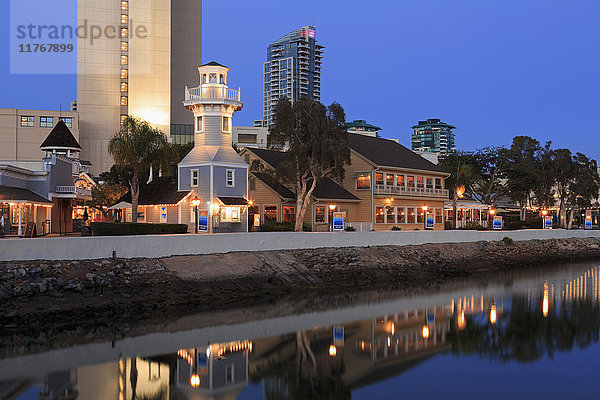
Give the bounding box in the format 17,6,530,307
411,119,456,155
77,0,202,174
259,26,323,127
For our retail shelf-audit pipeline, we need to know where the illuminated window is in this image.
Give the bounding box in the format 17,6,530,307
407,176,415,187
222,116,230,132
221,207,240,223
375,206,384,223
20,116,34,127
219,74,225,84
426,177,433,189
121,41,128,51
407,208,415,223
417,208,424,223
416,177,424,188
226,169,235,187
120,82,128,92
121,15,128,24
386,206,395,223
191,169,198,187
40,116,53,128
120,115,127,125
120,96,128,106
121,1,128,10
264,205,278,222
196,116,203,132
121,69,128,79
396,175,404,187
356,175,370,189
283,205,295,223
386,174,394,186
120,55,128,65
121,28,128,38
435,209,442,224
315,205,326,223
396,207,406,223
201,74,207,84
375,173,383,185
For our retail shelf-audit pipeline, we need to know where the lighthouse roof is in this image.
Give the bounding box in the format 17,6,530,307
201,61,228,68
40,119,82,150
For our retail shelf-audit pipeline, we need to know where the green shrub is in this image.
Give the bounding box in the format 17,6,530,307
344,226,356,232
391,226,402,231
502,236,514,245
90,222,188,236
260,221,311,232
444,221,453,230
461,221,489,231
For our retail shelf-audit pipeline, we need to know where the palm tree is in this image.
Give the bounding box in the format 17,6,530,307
108,117,176,223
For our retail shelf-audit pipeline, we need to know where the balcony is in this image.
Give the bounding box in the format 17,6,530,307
374,184,449,199
185,85,241,103
54,186,92,198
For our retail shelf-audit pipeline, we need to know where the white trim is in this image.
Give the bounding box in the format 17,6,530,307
196,116,204,133
178,162,249,169
226,169,235,187
191,169,199,187
222,116,231,133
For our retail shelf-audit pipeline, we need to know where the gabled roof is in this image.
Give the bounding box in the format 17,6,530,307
0,185,52,204
311,177,360,201
218,196,248,206
202,61,228,68
40,120,82,150
252,172,295,199
348,133,446,173
247,148,290,169
118,177,190,206
179,145,248,167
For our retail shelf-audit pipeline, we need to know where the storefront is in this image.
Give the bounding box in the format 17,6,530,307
0,186,54,236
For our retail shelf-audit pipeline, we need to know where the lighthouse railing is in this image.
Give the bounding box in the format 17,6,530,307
185,85,241,102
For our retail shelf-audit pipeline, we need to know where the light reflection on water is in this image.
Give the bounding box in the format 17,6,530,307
2,262,600,399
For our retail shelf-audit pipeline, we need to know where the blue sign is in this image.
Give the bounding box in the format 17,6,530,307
425,214,434,229
585,217,593,230
333,326,344,346
198,210,208,232
160,207,168,223
493,216,503,230
197,353,208,375
333,212,344,231
544,216,553,229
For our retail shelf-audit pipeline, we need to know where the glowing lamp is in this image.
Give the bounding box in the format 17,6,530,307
190,374,200,387
422,325,430,339
458,309,466,330
541,209,548,216
456,185,465,198
543,285,549,317
490,304,497,325
329,204,336,211
248,200,253,205
390,323,395,335
489,209,496,216
191,197,200,207
329,345,337,356
422,205,428,212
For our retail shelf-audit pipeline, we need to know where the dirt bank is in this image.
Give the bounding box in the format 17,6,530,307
1,237,599,356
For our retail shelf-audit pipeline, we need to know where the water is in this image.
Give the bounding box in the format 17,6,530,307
2,261,600,399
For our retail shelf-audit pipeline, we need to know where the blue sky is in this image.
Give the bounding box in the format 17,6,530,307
1,0,599,160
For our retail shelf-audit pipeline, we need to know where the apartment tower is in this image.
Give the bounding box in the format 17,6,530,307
411,119,456,155
77,0,202,174
259,26,323,127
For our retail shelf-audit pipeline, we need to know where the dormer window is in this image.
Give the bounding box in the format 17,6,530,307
209,73,217,83
201,74,207,84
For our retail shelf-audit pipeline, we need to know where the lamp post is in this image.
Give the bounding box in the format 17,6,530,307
191,197,200,234
422,205,428,229
329,204,336,232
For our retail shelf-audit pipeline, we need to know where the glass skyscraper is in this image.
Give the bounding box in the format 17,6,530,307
258,26,323,127
411,119,456,155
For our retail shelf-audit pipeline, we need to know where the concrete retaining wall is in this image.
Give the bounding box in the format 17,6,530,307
1,229,600,262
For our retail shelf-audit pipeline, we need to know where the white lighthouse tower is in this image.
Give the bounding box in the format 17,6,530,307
179,62,249,233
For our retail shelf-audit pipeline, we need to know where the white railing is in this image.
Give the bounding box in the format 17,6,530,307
55,186,92,197
185,85,241,102
374,184,449,198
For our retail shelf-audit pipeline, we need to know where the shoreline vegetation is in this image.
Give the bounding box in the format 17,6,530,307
1,237,600,357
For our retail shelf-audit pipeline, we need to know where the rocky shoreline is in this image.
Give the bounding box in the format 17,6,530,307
1,237,600,356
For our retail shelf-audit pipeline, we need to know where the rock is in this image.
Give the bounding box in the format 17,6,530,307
18,268,26,277
85,273,96,281
51,263,61,269
101,260,112,266
590,244,599,249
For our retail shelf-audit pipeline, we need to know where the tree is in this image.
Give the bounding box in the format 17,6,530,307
439,151,479,229
531,142,556,209
87,182,128,222
471,146,509,208
505,136,542,221
108,116,177,223
269,98,351,232
566,153,600,228
552,148,577,227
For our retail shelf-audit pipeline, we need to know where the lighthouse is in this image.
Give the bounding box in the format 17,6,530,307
179,62,249,233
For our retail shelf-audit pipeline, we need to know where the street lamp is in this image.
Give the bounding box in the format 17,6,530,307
489,209,496,216
329,344,337,357
329,204,336,231
191,197,200,234
541,209,548,216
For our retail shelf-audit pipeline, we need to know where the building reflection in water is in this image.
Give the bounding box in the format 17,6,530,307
6,265,600,399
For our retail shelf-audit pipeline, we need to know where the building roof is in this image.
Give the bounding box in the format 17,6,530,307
218,196,248,206
348,133,447,173
411,119,456,130
179,145,248,167
202,61,228,68
252,172,295,199
346,120,382,131
118,177,189,206
311,177,360,201
0,185,52,204
247,148,291,169
40,119,82,150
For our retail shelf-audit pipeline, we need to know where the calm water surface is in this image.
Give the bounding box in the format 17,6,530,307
2,261,600,399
